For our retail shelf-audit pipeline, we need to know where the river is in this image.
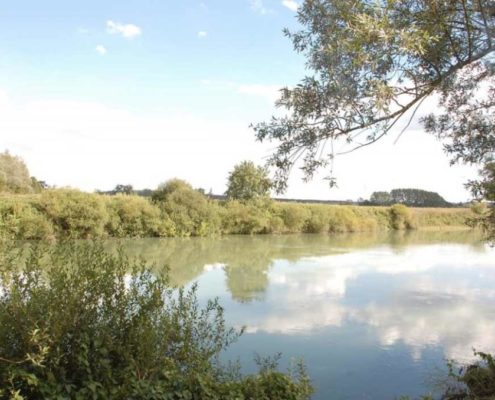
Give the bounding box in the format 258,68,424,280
111,230,495,399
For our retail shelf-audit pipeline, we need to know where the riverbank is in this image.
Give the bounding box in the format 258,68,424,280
0,189,474,240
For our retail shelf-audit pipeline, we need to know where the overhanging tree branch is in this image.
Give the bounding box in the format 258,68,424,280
253,0,495,192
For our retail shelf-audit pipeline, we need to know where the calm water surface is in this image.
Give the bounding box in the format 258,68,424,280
113,230,495,399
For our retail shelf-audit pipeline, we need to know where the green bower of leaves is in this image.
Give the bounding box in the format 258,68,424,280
0,241,313,399
225,161,272,202
0,152,35,194
254,0,494,193
152,179,221,237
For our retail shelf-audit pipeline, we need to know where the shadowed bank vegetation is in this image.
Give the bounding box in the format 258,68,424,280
0,240,313,399
0,184,474,241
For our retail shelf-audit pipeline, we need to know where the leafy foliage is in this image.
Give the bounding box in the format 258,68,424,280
0,241,313,400
0,152,35,194
468,161,495,240
112,184,134,195
369,191,392,205
370,188,450,207
221,199,273,234
0,199,54,240
414,351,495,400
106,194,173,237
389,204,415,230
0,185,473,240
253,0,495,193
38,189,109,238
152,179,221,237
225,161,272,202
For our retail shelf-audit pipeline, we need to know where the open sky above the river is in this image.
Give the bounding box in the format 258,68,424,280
0,0,478,202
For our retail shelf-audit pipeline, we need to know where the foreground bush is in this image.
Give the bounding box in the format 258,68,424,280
0,241,313,399
442,351,495,400
400,351,495,400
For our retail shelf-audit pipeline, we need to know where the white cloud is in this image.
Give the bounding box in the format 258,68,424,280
95,45,107,55
0,89,264,192
197,31,208,38
237,84,281,103
250,0,268,14
0,89,8,108
282,0,299,11
0,85,477,202
234,243,495,360
106,20,142,39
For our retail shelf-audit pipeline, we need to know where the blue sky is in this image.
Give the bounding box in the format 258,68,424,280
0,0,303,114
0,0,477,201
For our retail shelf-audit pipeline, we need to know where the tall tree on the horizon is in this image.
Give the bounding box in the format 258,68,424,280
225,161,272,202
0,151,35,194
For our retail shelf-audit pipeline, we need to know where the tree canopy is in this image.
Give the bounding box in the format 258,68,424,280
113,184,134,195
469,161,495,238
253,0,495,192
369,191,392,205
369,188,450,207
0,151,35,194
225,161,272,202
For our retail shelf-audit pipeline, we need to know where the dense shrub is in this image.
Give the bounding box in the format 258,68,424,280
0,187,474,240
277,204,311,233
0,241,313,399
106,194,174,237
0,152,34,194
448,351,495,399
327,207,359,233
225,161,272,202
304,206,329,233
38,189,109,238
405,351,495,400
221,200,272,234
0,199,53,240
153,179,221,237
389,204,415,230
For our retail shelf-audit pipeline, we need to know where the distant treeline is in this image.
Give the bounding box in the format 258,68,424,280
0,151,474,240
0,179,473,241
0,149,465,208
101,188,468,207
364,188,458,207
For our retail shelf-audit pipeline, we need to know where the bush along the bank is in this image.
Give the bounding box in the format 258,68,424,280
389,204,416,230
106,194,174,237
0,186,474,240
401,351,495,400
152,179,222,237
38,189,109,238
0,240,313,399
0,198,54,240
440,351,495,400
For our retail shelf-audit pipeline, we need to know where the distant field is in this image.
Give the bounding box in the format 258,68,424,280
409,207,473,228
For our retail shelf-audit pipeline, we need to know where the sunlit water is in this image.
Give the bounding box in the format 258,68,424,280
113,230,495,399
